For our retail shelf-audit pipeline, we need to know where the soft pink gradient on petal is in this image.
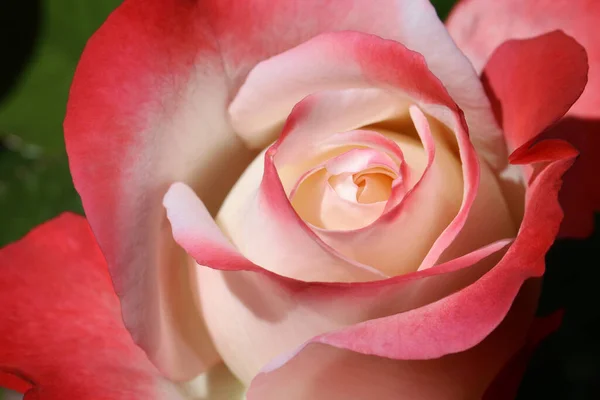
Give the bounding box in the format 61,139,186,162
227,0,505,168
69,0,484,380
163,181,520,382
64,0,236,380
448,0,600,238
243,140,576,396
246,281,539,400
164,182,386,282
222,33,480,277
0,214,182,399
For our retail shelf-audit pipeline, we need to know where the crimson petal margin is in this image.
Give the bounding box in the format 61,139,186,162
228,0,505,168
0,214,182,400
448,0,600,239
481,31,592,237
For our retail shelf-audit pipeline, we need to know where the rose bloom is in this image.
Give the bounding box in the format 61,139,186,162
1,0,599,399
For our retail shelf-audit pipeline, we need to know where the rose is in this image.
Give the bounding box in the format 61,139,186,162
1,0,598,399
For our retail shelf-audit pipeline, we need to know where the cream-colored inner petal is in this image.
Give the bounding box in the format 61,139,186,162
289,145,403,231
355,171,395,204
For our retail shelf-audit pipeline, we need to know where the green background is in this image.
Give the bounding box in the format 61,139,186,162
0,0,598,399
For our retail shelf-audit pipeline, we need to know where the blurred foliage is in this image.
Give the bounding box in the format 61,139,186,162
0,0,120,246
0,0,121,152
0,0,598,398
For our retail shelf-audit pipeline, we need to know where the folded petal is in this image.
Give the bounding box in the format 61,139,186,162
481,31,588,152
447,0,599,119
313,106,466,275
164,182,516,383
0,214,182,399
246,281,540,400
480,31,593,240
220,32,482,277
64,0,239,380
243,139,575,397
227,0,505,167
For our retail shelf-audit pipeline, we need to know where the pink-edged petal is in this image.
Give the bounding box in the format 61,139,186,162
163,182,515,383
227,0,505,168
224,32,481,277
165,182,385,283
449,0,600,239
0,214,182,399
244,140,576,397
309,145,574,361
481,31,588,152
246,281,539,400
447,0,599,119
314,106,466,275
269,90,417,195
64,0,242,380
480,31,594,238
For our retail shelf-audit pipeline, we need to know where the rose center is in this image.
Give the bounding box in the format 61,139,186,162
329,167,396,205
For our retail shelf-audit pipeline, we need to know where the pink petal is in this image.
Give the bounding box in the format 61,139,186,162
0,214,182,399
290,148,398,231
447,0,599,119
164,181,516,383
227,1,505,167
480,31,593,239
243,140,576,396
314,106,467,275
164,182,385,283
64,0,236,380
247,281,540,400
222,32,481,277
448,0,600,239
481,31,588,152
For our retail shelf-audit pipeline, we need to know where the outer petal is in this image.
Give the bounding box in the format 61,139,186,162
65,0,501,379
447,0,599,118
226,0,505,167
448,0,600,238
246,281,539,400
64,0,234,380
481,31,588,153
479,31,592,239
0,214,182,400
